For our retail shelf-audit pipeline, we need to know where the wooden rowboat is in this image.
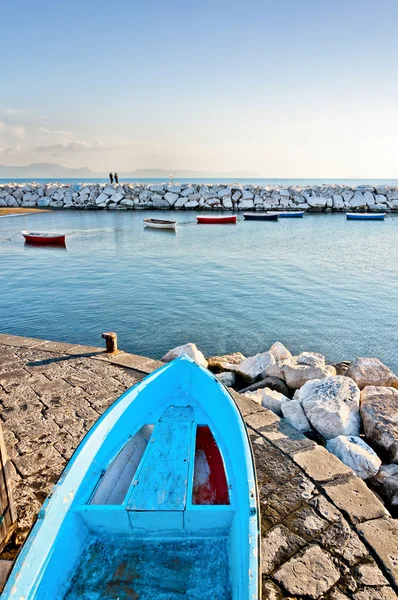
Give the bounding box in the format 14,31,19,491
143,218,177,230
243,212,279,221
21,231,66,245
3,356,259,600
346,212,385,220
197,215,237,224
272,211,304,218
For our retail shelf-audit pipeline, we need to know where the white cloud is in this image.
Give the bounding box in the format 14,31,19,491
32,140,124,156
39,127,72,135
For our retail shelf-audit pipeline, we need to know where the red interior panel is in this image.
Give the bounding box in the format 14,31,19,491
192,425,230,505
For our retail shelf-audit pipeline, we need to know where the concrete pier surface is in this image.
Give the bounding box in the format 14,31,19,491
0,333,397,598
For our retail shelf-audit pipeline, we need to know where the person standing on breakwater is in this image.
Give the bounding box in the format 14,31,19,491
109,172,114,184
114,172,119,184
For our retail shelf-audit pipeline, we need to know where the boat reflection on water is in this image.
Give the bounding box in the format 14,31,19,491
23,241,67,251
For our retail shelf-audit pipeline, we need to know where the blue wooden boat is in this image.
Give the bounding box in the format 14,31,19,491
346,212,385,220
273,211,304,218
2,356,259,600
243,212,279,221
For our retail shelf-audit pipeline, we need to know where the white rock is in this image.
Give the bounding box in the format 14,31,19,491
375,194,387,204
241,190,254,200
364,191,375,205
184,199,199,209
168,186,181,194
269,341,291,362
242,390,263,405
350,191,366,208
280,352,336,389
261,388,289,416
112,193,124,203
181,187,196,197
164,192,179,205
238,199,254,210
332,195,344,209
342,189,354,202
120,199,134,206
152,197,170,209
103,186,116,196
281,400,311,433
37,198,51,207
0,199,7,206
234,351,281,382
307,196,326,208
161,343,208,368
298,376,361,439
232,191,242,201
222,197,233,209
326,436,381,479
149,184,164,192
216,371,236,387
218,187,231,198
95,193,110,205
174,197,187,208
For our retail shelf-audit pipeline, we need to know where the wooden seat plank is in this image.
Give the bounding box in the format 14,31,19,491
127,405,194,511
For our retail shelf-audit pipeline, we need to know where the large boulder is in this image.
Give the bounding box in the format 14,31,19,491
216,372,236,387
346,357,398,390
233,351,282,382
259,388,289,416
326,436,381,479
360,386,398,461
207,352,246,372
280,352,336,389
269,341,291,362
372,464,398,507
298,376,361,439
161,343,208,368
281,400,311,433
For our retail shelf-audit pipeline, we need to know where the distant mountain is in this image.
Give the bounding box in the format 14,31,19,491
0,163,260,179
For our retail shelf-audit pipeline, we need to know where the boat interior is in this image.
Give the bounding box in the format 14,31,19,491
19,359,258,600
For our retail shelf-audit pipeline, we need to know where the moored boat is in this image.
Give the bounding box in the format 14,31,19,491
21,231,66,245
143,218,177,230
2,356,259,600
346,212,385,220
197,215,237,224
273,211,304,218
243,212,279,221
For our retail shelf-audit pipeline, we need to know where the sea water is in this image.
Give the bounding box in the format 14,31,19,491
1,209,397,371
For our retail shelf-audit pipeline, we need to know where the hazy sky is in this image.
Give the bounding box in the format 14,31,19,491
1,0,398,176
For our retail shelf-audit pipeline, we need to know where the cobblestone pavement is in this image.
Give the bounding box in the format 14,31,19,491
0,334,398,599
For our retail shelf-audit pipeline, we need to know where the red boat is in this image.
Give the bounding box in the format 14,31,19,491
21,231,66,246
197,215,237,224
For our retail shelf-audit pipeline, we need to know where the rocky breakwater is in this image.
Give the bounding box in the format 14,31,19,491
161,342,398,512
1,181,398,212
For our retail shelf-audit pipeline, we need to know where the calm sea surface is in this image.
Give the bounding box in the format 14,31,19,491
1,210,397,371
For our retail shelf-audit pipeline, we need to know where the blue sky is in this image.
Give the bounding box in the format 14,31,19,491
1,0,398,176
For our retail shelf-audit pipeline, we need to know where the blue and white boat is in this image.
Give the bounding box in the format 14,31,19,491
346,212,386,220
2,356,259,600
272,211,304,218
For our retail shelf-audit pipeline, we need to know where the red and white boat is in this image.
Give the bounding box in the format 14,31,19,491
21,231,66,246
197,215,237,224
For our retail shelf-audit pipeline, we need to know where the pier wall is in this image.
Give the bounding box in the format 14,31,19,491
1,182,398,211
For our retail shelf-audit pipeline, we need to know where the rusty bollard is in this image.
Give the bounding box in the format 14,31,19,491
102,332,118,354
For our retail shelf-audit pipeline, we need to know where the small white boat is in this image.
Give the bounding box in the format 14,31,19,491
143,218,177,230
346,212,385,220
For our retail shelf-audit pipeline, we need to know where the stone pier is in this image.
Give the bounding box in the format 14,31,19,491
0,333,397,598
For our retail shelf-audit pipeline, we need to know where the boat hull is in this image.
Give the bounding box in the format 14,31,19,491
243,212,279,221
143,219,177,230
273,211,304,218
197,216,237,224
22,231,66,245
3,357,259,600
346,212,385,220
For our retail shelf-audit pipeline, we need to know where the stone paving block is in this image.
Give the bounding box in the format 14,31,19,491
323,477,389,524
31,378,73,400
357,518,398,587
319,518,368,565
284,505,330,541
309,495,343,524
245,409,280,431
293,445,354,482
4,413,59,440
265,472,317,519
259,419,317,454
0,385,43,410
274,544,341,598
14,444,64,478
261,524,306,574
0,334,48,348
353,559,389,587
228,389,265,417
251,435,300,494
0,369,31,386
53,430,81,460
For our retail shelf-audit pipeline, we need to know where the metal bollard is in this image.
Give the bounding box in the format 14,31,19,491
102,332,118,353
